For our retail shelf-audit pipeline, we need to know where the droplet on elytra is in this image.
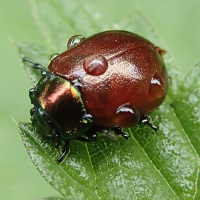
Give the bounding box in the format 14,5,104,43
67,35,85,49
83,55,108,76
114,103,140,127
149,72,165,98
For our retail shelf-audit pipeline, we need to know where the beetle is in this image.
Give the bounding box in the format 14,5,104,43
23,30,169,162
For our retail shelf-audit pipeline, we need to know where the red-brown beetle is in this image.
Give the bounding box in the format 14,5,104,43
24,30,169,162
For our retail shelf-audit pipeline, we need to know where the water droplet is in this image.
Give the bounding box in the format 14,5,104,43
50,53,59,61
149,72,165,98
114,103,139,127
67,35,85,49
83,55,108,76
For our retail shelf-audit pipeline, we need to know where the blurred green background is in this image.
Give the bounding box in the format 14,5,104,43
0,0,200,199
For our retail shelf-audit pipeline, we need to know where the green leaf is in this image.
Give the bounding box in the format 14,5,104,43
30,0,114,52
36,198,66,200
16,0,200,199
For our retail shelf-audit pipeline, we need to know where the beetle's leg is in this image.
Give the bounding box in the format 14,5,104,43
139,115,157,131
77,135,97,142
111,126,129,140
87,130,98,141
54,132,61,148
77,126,98,142
57,140,70,163
81,113,98,141
76,137,89,142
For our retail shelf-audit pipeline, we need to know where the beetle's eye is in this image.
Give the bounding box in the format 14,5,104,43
83,54,108,76
149,72,165,98
67,35,85,49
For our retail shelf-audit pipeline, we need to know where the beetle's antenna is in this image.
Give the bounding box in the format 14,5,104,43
23,57,45,70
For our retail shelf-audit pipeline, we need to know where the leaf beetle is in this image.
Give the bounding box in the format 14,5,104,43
23,30,169,162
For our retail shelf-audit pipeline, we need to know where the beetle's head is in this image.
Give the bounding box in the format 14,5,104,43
29,68,93,141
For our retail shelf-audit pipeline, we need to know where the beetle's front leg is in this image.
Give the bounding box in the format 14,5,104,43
57,140,70,163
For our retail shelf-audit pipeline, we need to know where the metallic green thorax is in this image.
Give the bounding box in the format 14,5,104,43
29,70,93,140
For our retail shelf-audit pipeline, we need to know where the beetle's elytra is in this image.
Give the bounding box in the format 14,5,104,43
24,30,169,162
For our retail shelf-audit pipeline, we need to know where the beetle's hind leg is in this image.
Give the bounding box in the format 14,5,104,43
139,115,158,131
111,126,129,140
